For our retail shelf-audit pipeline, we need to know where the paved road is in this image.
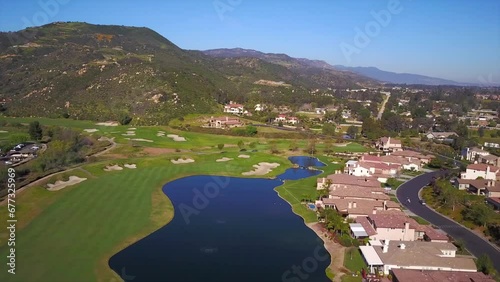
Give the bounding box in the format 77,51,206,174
396,171,500,272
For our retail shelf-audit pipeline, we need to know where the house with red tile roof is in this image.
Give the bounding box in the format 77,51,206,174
223,102,246,115
390,269,495,282
376,137,402,152
316,174,381,190
208,116,243,128
460,163,499,180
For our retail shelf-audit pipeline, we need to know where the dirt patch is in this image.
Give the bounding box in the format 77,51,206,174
84,129,99,133
104,165,123,171
96,121,119,126
167,134,186,142
124,164,137,169
242,162,280,176
216,157,233,162
238,154,250,158
142,147,177,156
47,176,87,191
307,222,347,282
171,158,195,164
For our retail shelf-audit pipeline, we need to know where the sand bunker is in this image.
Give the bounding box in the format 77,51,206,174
96,121,119,126
242,162,280,176
167,134,186,142
128,128,136,130
84,129,99,133
238,154,250,158
124,164,137,169
335,142,351,147
122,131,136,136
104,165,123,171
171,158,195,164
0,130,7,133
216,157,233,162
157,132,166,137
131,138,153,142
47,176,87,191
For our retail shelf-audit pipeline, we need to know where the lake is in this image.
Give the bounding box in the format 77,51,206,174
109,156,331,282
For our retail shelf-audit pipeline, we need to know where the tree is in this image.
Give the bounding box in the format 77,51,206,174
478,127,485,138
245,125,257,136
269,141,279,154
237,140,244,150
288,140,298,151
306,139,317,155
476,254,494,275
322,123,336,136
462,203,493,227
347,126,358,139
249,142,257,150
278,121,283,127
28,121,43,140
323,139,333,154
217,143,224,151
120,115,132,125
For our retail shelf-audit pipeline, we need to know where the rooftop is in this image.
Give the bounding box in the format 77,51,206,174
466,163,499,172
390,269,495,282
320,174,381,188
374,241,476,271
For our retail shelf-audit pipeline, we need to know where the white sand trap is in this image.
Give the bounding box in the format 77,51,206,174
216,157,233,162
167,134,186,142
104,164,123,171
96,121,119,126
157,132,166,137
122,131,136,136
242,162,280,176
131,138,153,142
124,164,137,169
128,128,136,130
238,154,250,159
335,142,351,147
171,158,195,164
0,130,9,133
47,176,87,191
84,128,99,133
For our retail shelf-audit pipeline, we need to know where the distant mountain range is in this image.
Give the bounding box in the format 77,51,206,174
331,66,466,86
203,48,468,86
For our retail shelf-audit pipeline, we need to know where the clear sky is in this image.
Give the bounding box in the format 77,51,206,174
1,0,499,84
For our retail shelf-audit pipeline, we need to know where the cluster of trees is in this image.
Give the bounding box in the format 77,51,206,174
428,178,500,245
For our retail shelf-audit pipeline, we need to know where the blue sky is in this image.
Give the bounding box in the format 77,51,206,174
0,0,499,83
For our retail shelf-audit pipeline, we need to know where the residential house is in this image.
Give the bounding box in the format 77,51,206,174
461,147,490,162
254,104,265,112
460,163,499,180
456,179,500,197
223,102,245,115
355,214,448,243
484,142,500,148
275,114,287,122
486,197,500,210
376,137,403,152
390,150,434,164
390,269,495,282
320,198,400,219
426,132,458,141
478,154,500,167
316,174,381,190
208,116,242,129
359,240,477,275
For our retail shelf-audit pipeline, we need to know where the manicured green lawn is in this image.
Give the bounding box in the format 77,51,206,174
342,247,368,282
275,156,342,223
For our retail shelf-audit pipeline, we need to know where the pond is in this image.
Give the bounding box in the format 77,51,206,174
109,156,330,282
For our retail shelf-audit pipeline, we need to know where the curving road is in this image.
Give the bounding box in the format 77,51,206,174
396,171,500,272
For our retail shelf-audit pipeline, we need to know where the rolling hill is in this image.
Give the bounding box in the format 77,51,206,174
0,23,377,124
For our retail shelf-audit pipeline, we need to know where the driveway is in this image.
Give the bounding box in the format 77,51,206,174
396,171,500,272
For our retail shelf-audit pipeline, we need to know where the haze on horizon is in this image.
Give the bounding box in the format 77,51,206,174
0,0,498,84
